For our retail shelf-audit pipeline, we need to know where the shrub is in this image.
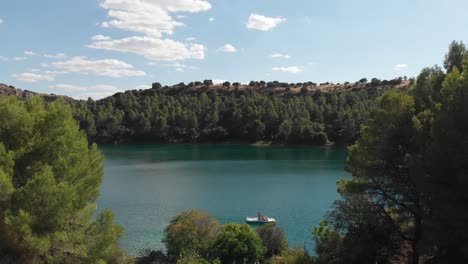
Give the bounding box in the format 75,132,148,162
163,210,220,260
211,223,265,264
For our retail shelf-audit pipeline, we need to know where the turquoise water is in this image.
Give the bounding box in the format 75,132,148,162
97,144,349,255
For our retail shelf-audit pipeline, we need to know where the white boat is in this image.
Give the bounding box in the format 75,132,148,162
245,216,276,224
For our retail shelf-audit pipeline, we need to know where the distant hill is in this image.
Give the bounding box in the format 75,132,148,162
0,83,74,102
68,77,412,145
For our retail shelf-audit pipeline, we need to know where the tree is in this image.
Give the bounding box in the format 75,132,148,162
256,223,289,258
443,40,467,73
152,82,162,89
211,223,265,264
163,210,220,261
203,80,214,86
422,59,468,262
0,96,125,263
359,78,367,83
346,90,423,263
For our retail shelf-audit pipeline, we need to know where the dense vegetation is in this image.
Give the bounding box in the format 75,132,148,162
1,40,467,264
71,81,408,146
0,97,126,263
311,40,468,263
139,210,306,264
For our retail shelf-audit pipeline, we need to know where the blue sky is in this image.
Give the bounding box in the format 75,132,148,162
1,0,467,99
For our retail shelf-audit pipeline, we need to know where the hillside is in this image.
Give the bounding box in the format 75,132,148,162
70,77,412,146
0,83,75,102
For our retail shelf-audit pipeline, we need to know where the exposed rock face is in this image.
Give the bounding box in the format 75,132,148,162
0,83,75,102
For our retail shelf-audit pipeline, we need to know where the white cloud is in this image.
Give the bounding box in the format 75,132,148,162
186,37,196,41
50,84,88,92
395,64,408,69
212,79,229,84
99,0,211,38
44,53,68,59
91,34,111,41
219,44,237,53
0,56,8,62
272,66,303,74
209,17,215,22
15,72,54,83
247,13,286,31
50,84,123,99
175,68,184,72
51,56,146,77
0,18,3,24
13,57,27,61
29,68,41,72
24,51,36,56
89,36,206,61
271,53,290,59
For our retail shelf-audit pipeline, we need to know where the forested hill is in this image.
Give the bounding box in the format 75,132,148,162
71,78,412,145
0,83,74,102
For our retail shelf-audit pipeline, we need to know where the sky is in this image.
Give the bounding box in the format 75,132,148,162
1,0,468,99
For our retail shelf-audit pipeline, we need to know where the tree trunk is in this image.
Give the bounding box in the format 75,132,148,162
411,215,422,264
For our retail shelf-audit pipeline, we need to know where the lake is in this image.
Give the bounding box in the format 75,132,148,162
97,144,349,256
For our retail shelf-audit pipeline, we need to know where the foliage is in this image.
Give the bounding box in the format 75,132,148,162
315,41,468,264
256,223,289,258
269,246,313,264
211,223,266,264
163,210,220,260
71,85,383,146
444,40,467,73
0,96,125,263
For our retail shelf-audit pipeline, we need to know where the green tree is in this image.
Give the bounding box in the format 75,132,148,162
443,40,467,73
0,96,125,263
211,223,265,264
345,90,423,263
163,210,220,261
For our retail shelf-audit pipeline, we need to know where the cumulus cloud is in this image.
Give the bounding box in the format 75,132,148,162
51,56,146,77
89,36,205,61
13,57,27,61
247,13,286,31
44,53,68,59
271,53,290,59
395,64,408,69
91,34,111,41
24,51,36,56
272,66,303,74
219,44,237,53
50,84,123,99
99,0,211,38
15,72,55,83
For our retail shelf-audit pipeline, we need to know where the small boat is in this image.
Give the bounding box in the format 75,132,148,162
245,216,276,224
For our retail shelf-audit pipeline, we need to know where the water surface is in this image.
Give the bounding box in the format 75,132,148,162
97,144,348,255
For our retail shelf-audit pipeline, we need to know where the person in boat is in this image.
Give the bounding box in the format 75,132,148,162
258,212,261,220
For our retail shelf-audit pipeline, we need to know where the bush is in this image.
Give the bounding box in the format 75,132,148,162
270,246,313,264
211,223,265,264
